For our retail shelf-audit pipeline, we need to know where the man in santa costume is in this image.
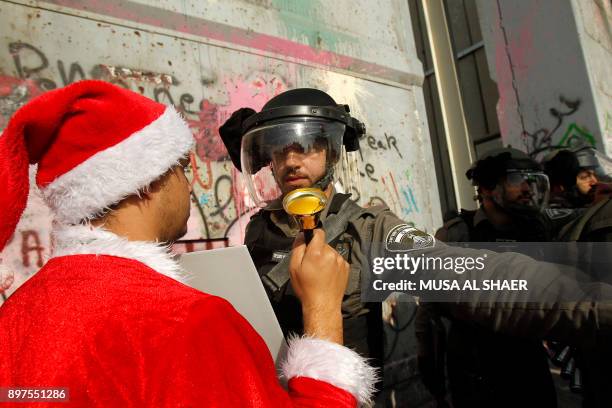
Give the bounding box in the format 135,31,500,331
0,80,376,406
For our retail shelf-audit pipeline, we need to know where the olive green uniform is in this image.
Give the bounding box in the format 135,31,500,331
246,192,612,407
245,191,406,365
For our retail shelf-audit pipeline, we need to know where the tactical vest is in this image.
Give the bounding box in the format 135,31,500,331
244,193,383,361
435,208,562,407
555,198,612,407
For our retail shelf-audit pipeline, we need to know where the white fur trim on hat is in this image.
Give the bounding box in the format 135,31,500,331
281,336,378,406
42,106,194,224
51,225,188,283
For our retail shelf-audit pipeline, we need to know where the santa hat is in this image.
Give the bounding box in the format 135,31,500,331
0,80,194,269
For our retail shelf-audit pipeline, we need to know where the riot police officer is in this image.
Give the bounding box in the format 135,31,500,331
220,92,612,406
544,146,612,209
437,147,570,242
546,148,612,408
219,88,401,381
430,148,564,408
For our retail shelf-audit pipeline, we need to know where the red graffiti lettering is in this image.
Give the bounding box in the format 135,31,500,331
21,230,44,268
186,99,229,162
189,152,213,190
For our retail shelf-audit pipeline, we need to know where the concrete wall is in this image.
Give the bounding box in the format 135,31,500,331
0,0,441,322
476,0,610,159
572,0,612,154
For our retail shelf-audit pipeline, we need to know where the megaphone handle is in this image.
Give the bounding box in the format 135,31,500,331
304,229,314,244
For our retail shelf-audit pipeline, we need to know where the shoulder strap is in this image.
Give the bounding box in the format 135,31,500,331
261,196,367,293
324,198,368,243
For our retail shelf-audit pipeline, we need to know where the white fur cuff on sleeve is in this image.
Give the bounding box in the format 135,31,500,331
281,336,378,405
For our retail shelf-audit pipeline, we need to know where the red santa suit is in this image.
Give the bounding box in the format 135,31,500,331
0,81,376,407
0,226,374,406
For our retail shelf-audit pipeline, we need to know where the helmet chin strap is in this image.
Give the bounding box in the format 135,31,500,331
313,165,335,191
312,152,337,191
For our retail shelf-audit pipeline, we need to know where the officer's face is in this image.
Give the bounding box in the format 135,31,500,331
271,141,327,194
576,169,598,195
501,174,534,206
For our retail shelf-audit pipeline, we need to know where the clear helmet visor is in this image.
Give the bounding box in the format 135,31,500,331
498,171,550,212
240,118,345,207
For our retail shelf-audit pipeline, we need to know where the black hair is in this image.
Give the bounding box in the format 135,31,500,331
543,150,580,190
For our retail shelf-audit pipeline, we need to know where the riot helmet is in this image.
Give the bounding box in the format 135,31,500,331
543,146,612,206
572,145,612,190
573,146,600,170
467,147,549,214
220,88,365,207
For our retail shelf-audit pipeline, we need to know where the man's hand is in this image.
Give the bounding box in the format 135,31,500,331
289,229,349,344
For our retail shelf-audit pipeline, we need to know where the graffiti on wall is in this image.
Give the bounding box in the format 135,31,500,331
0,41,292,241
0,39,293,302
0,40,424,237
521,96,596,158
0,37,427,302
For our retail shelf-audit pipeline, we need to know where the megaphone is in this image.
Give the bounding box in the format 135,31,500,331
282,188,327,244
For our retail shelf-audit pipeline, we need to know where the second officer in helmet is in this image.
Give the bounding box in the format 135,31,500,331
430,148,562,408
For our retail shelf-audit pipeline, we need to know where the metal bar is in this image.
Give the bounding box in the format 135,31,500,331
456,41,484,60
473,132,502,145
